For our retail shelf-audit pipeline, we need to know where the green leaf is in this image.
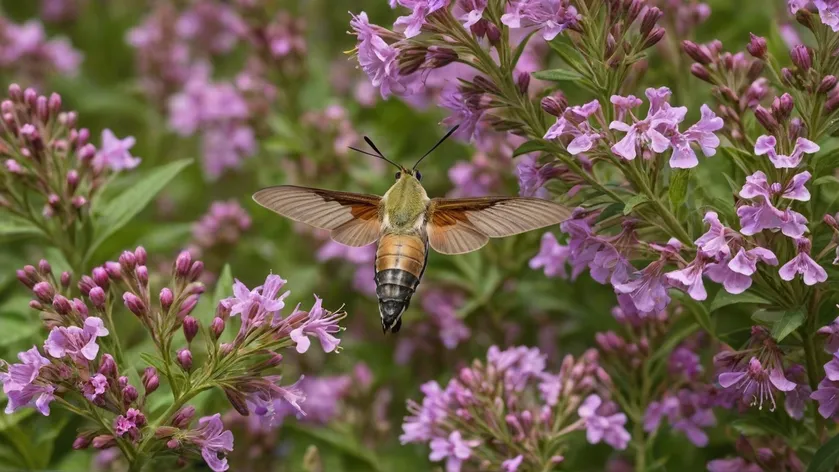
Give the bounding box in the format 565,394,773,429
596,202,625,223
510,30,538,71
286,423,383,472
668,169,690,210
808,433,839,472
731,417,787,438
139,352,168,374
771,308,805,341
751,309,784,324
512,140,548,157
0,214,44,238
532,68,584,82
813,175,839,187
623,194,649,215
87,159,192,260
710,290,771,312
649,319,699,364
813,148,839,178
671,291,714,336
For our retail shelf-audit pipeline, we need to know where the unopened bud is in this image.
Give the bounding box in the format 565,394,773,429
640,7,662,37
188,261,203,282
92,435,115,449
143,367,159,394
177,349,193,370
211,316,225,339
99,354,117,377
754,106,779,132
747,33,767,59
60,271,71,288
178,294,199,319
642,27,665,49
92,267,109,289
183,316,198,343
426,46,457,69
123,292,147,317
134,246,147,266
791,45,812,71
48,93,61,114
72,435,92,450
470,18,487,38
175,251,191,278
159,287,174,311
820,75,838,94
89,287,106,309
682,41,713,65
690,63,711,83
38,259,52,276
515,71,530,95
136,265,148,285
123,384,139,404
155,426,178,439
541,94,568,117
53,295,73,315
119,251,136,271
104,261,122,280
171,405,195,428
824,213,839,230
219,343,234,357
486,23,501,46
224,388,250,416
826,92,839,113
33,281,55,302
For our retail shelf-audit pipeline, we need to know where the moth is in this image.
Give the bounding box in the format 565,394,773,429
253,126,570,333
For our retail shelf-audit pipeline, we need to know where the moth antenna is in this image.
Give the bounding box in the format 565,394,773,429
360,136,402,170
413,125,459,170
348,146,383,159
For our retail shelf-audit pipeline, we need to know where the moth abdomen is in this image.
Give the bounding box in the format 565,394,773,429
375,234,427,333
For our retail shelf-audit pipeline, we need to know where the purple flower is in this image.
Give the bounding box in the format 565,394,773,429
114,408,145,439
245,376,307,427
400,381,450,443
288,296,342,353
669,347,703,381
577,394,631,450
718,357,795,410
665,254,711,301
516,154,559,197
487,345,546,392
737,171,809,238
779,238,827,285
502,455,524,472
784,366,812,420
789,0,809,14
816,0,839,31
355,28,416,99
201,123,256,179
754,135,819,168
1,346,54,415
614,259,671,315
694,211,738,258
609,88,684,161
83,373,108,402
643,390,715,447
706,247,778,294
429,430,480,472
223,274,290,328
44,317,109,362
175,1,246,54
190,414,234,472
811,378,839,418
422,290,470,349
818,317,839,353
501,0,581,41
297,375,352,424
455,0,487,27
707,458,762,472
94,129,140,171
544,100,602,155
441,86,487,141
168,65,249,135
393,0,449,38
668,104,723,169
529,232,570,278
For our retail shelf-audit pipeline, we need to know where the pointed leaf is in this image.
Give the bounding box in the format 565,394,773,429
668,169,691,209
513,140,548,157
0,214,44,238
770,308,805,341
87,159,192,260
808,433,839,472
532,68,584,82
623,194,649,215
710,290,771,312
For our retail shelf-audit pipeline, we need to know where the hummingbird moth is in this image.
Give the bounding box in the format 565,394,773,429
253,126,570,333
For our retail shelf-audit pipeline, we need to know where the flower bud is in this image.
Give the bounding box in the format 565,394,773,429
16,269,36,289
641,26,665,49
824,213,839,231
826,92,839,113
640,7,662,37
104,261,122,280
789,117,804,139
171,405,195,429
689,63,711,83
781,67,795,86
123,292,147,317
778,93,794,117
541,94,568,117
747,33,767,59
177,294,199,319
136,265,149,285
183,316,198,343
89,287,106,309
211,316,226,339
123,384,139,404
177,349,193,370
224,388,250,416
119,251,136,271
515,71,530,95
426,47,457,69
219,343,234,357
92,267,109,289
92,435,115,449
8,83,21,101
791,44,812,71
188,261,204,282
820,75,838,94
38,259,52,276
754,106,779,132
470,18,487,37
60,271,71,288
175,251,192,278
72,298,88,317
71,196,87,209
143,367,159,394
72,435,92,450
23,88,36,106
99,354,117,378
33,281,55,302
29,300,43,310
48,92,61,114
36,95,48,122
134,246,147,266
486,23,501,46
158,288,173,311
682,41,712,64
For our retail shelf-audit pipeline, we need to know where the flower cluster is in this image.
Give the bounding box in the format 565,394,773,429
400,345,625,471
0,17,81,84
3,248,346,471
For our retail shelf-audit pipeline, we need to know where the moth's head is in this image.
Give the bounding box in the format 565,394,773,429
394,168,422,182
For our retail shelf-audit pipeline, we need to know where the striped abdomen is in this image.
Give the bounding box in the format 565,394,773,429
375,232,428,333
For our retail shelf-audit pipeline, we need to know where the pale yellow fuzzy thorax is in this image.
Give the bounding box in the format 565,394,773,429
382,174,429,233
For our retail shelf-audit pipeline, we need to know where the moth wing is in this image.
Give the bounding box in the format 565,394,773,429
426,196,570,255
253,185,381,247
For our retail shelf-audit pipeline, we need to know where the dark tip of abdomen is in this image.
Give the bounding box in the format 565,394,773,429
375,269,419,333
